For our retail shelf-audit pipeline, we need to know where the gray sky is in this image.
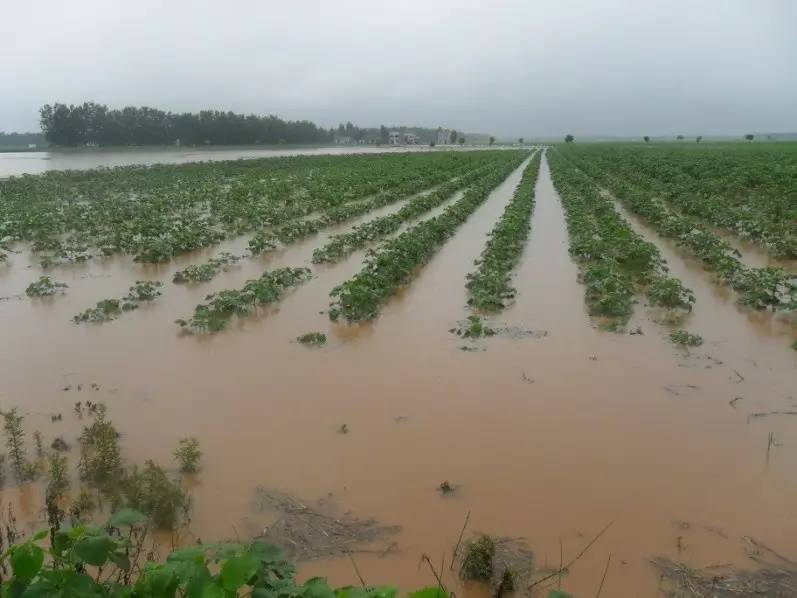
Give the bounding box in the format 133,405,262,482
2,0,795,137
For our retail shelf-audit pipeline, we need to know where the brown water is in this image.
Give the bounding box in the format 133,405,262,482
1,153,796,596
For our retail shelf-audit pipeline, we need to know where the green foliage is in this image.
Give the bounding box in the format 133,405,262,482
173,252,241,284
670,330,703,347
78,407,123,485
460,534,496,581
297,332,327,346
564,134,574,143
177,267,312,332
329,152,529,321
467,153,542,311
25,275,68,297
452,315,496,338
312,157,507,264
1,530,446,598
548,149,694,326
122,461,190,530
174,437,202,473
2,408,35,482
73,281,163,323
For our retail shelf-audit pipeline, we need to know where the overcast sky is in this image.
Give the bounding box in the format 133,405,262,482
2,0,796,137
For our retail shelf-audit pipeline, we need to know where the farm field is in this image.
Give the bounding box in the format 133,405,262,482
0,146,796,596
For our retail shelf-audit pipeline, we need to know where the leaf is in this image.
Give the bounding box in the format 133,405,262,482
73,534,116,566
547,591,573,598
10,542,44,582
141,565,180,597
31,530,49,542
108,508,148,528
220,554,258,591
248,540,283,563
408,587,447,598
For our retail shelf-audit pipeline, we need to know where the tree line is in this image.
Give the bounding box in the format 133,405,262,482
39,102,335,147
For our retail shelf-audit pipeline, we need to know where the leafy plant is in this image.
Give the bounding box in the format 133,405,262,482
460,534,496,581
174,437,201,473
670,330,703,347
25,275,68,297
122,460,189,530
1,408,35,482
466,152,542,311
177,267,312,332
297,332,327,346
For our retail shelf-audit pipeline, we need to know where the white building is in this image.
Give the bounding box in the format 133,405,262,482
388,131,401,145
403,133,419,144
436,129,450,145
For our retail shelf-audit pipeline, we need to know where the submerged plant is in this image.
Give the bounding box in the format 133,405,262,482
452,315,496,338
174,437,201,473
296,332,327,346
25,276,68,297
461,534,496,581
73,280,163,323
177,267,311,333
1,408,34,482
122,460,189,530
670,329,703,347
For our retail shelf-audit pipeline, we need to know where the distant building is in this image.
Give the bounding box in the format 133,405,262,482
403,133,419,144
27,143,37,149
335,136,353,145
436,129,450,145
388,131,401,145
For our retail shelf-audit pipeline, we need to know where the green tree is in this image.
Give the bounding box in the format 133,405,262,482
745,133,754,142
458,136,465,145
518,137,524,144
676,135,684,140
643,136,650,143
489,136,495,145
696,135,703,143
449,129,458,144
564,134,574,143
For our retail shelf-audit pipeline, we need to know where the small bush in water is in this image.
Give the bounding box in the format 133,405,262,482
25,276,68,297
670,329,703,347
297,332,327,346
174,437,202,473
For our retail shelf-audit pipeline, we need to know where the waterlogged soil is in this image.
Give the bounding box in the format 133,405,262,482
1,154,796,597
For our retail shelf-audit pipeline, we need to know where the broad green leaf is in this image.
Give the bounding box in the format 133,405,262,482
168,544,208,563
220,554,258,591
31,530,48,542
142,565,179,596
249,540,283,563
408,587,447,598
10,542,44,582
73,534,116,566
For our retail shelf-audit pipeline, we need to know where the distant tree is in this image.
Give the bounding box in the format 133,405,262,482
379,125,389,145
458,136,465,145
676,135,684,140
450,129,458,144
643,136,650,143
518,137,524,145
489,136,495,146
745,134,754,142
696,136,703,143
564,134,574,143
430,140,436,147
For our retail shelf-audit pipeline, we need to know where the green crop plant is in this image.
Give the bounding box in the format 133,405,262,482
2,408,35,482
466,152,542,311
297,332,327,346
329,153,529,321
177,267,312,332
25,275,68,297
670,330,703,347
73,281,164,323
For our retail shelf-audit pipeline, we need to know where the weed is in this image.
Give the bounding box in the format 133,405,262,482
174,437,201,473
670,330,703,347
297,332,327,346
122,460,190,530
1,408,35,482
461,534,496,581
25,276,68,297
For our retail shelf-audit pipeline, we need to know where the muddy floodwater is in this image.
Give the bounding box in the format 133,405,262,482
1,153,796,596
0,145,446,178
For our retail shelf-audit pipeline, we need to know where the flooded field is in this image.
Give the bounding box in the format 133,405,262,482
1,150,796,596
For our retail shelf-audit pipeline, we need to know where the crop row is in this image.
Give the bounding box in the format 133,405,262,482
176,267,312,333
558,144,797,259
310,154,519,264
558,148,797,313
328,151,530,321
245,152,513,256
547,150,695,323
0,151,501,265
466,151,542,311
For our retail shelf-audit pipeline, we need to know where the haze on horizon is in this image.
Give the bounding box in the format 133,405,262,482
2,0,796,139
